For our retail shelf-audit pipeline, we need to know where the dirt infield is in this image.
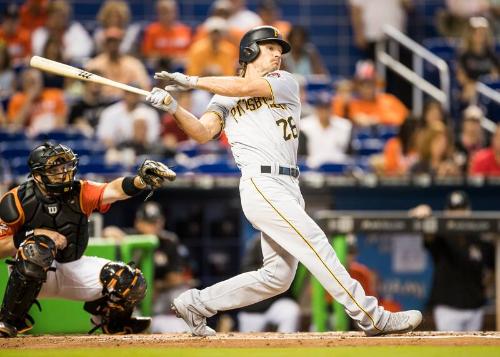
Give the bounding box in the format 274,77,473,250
1,332,499,349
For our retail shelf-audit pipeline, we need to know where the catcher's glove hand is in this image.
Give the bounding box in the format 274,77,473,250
137,160,176,189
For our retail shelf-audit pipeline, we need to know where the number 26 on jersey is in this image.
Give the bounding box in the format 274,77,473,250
276,116,298,141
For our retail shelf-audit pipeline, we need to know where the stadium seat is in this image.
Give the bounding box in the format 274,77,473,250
297,160,312,174
9,157,30,177
194,160,239,174
317,162,349,174
78,162,127,176
478,77,500,122
177,141,201,158
353,127,374,141
306,75,334,105
34,129,88,142
351,138,385,156
78,154,107,166
353,156,373,173
378,125,398,141
423,37,458,63
0,144,33,160
0,130,27,142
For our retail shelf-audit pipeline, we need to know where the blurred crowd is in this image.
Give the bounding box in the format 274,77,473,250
0,0,498,333
0,0,498,182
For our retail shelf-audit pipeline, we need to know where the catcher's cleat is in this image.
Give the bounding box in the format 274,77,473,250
365,310,422,336
171,299,215,337
91,316,152,335
0,321,17,338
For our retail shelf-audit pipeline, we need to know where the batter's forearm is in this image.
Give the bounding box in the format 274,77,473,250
102,176,146,204
173,106,213,143
196,76,271,98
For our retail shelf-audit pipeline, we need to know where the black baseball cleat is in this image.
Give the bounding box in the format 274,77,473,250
0,321,18,338
91,316,152,335
120,316,152,334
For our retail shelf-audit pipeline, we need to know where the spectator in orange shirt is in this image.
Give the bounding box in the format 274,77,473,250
186,17,238,77
382,117,420,176
19,0,48,33
86,27,150,100
0,5,31,66
469,125,500,177
142,0,192,69
332,60,408,127
7,68,67,137
257,0,291,39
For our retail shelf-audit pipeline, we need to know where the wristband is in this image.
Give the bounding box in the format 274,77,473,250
13,228,34,248
122,176,145,196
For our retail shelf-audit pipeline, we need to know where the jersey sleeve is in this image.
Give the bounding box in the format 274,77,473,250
0,220,17,241
262,70,300,105
80,180,111,216
0,187,24,239
206,94,230,138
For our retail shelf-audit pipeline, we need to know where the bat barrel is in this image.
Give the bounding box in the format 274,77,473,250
29,56,150,97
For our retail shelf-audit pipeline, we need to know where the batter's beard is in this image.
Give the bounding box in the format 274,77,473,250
263,64,280,76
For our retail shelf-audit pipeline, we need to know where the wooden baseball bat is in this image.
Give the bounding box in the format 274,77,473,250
29,56,150,97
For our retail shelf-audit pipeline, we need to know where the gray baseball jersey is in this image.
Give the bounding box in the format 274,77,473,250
207,70,301,168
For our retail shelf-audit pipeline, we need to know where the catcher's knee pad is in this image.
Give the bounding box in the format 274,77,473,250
84,262,149,334
0,235,56,336
15,235,56,280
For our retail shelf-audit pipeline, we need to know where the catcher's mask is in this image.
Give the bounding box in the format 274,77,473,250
239,25,291,64
28,142,79,195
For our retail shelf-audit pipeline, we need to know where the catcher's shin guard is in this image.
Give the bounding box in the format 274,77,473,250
0,235,56,337
84,262,150,334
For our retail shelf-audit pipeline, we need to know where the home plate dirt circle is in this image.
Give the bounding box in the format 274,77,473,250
1,332,500,349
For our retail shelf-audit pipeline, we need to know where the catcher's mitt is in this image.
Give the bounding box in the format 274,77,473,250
137,160,176,188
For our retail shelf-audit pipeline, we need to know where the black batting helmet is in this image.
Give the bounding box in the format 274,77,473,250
239,25,291,64
28,142,79,195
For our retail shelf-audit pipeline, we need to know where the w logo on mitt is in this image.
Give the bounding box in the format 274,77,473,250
137,160,176,189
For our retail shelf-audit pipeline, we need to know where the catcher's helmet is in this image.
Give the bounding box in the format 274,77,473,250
239,25,291,64
28,142,79,195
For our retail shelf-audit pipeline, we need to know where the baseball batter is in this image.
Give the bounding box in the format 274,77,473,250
0,143,176,337
147,26,422,336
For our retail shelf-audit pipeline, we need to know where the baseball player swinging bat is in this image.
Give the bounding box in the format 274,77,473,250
29,56,149,97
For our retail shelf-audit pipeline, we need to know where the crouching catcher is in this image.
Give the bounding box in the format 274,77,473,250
0,143,175,337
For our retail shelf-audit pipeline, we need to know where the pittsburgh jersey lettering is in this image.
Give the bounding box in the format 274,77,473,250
230,97,288,119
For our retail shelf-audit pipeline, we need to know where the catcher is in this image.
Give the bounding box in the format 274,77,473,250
0,142,176,337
